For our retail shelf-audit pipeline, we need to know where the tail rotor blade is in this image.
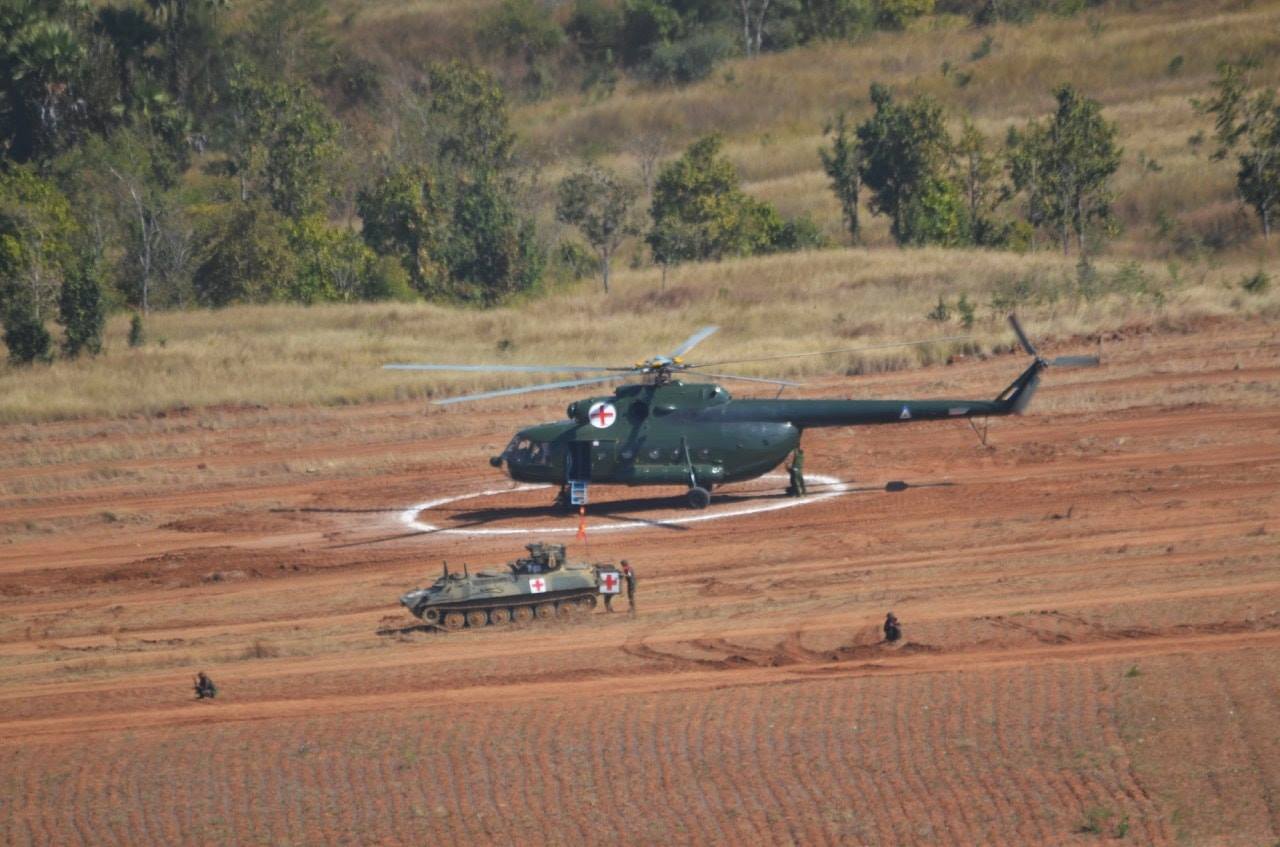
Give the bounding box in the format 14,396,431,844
1008,314,1038,358
1049,355,1100,368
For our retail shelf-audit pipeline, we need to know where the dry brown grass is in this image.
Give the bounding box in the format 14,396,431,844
3,247,1274,422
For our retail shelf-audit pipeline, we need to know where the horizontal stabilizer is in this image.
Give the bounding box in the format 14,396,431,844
1049,355,1100,369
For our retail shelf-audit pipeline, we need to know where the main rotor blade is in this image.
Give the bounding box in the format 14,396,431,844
1008,314,1038,358
691,336,973,368
697,371,805,387
433,375,620,406
385,363,619,374
1049,355,1100,368
669,325,719,358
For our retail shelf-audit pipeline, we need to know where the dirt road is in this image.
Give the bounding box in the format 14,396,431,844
2,318,1278,845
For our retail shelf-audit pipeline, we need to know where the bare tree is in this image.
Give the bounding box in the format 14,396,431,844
736,0,773,58
110,166,162,315
628,131,668,194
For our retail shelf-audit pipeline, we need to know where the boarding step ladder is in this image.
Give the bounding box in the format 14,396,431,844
569,480,589,506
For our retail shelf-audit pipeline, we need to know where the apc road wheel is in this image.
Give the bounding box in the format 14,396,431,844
466,609,489,628
488,607,511,625
512,606,534,624
579,595,599,610
686,486,711,509
534,603,555,621
442,611,466,631
554,602,574,620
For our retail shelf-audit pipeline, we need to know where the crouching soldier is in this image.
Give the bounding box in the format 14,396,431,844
883,612,901,643
194,671,217,699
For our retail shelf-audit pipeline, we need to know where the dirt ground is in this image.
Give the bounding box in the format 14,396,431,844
1,318,1278,846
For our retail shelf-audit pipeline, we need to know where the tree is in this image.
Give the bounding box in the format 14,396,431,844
953,118,1005,244
1008,85,1120,255
556,166,640,293
0,0,93,162
58,254,105,358
736,0,773,58
220,67,337,218
1005,121,1049,250
794,0,872,43
288,215,386,303
0,166,76,321
647,135,785,262
193,202,297,306
820,110,862,244
2,296,52,365
362,64,543,305
1197,58,1280,239
855,83,956,245
357,164,450,295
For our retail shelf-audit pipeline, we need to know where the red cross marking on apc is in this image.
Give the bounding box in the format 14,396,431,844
530,578,546,593
602,573,619,592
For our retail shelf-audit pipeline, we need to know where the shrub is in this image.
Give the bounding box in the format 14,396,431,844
58,256,105,358
1241,270,1270,294
128,313,145,347
2,298,53,365
643,31,736,85
362,255,417,302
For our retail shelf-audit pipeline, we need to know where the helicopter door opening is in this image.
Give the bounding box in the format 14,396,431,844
567,441,592,482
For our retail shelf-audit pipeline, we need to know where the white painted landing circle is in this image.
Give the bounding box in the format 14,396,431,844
398,473,851,536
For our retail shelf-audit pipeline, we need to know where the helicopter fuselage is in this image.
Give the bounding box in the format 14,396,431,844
492,375,1023,489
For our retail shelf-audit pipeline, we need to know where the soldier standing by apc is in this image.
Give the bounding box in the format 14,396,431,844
621,560,636,615
786,448,806,497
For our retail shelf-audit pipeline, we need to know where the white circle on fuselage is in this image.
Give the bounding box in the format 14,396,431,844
397,473,850,537
587,402,617,428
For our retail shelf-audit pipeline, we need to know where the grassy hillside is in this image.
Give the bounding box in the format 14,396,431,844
3,246,1274,422
2,0,1277,422
516,0,1280,254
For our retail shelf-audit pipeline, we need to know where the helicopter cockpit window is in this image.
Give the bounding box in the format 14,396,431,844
527,442,550,465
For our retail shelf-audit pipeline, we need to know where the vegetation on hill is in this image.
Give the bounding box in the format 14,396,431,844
0,0,1276,407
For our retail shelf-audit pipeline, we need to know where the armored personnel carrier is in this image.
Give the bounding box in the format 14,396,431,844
400,542,621,631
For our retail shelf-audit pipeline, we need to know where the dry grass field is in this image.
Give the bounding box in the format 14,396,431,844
2,246,1276,421
2,317,1278,845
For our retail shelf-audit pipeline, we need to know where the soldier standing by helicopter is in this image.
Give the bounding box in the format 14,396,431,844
786,448,807,497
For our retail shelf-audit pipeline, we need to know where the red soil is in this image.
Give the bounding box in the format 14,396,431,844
1,318,1277,845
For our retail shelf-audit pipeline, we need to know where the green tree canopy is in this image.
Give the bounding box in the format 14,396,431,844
1008,84,1120,255
556,165,640,293
647,134,785,262
1197,58,1280,239
855,83,958,246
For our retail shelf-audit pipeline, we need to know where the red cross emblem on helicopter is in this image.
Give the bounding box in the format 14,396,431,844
529,578,547,593
600,572,620,594
587,402,617,429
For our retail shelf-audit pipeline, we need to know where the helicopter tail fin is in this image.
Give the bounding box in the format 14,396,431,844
995,361,1044,415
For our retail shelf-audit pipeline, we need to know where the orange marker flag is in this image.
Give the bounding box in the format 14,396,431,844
576,506,587,541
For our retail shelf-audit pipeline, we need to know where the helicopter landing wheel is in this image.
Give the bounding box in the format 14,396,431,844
686,486,712,510
512,606,534,625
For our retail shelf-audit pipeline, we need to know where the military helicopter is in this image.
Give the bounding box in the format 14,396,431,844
384,316,1097,509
